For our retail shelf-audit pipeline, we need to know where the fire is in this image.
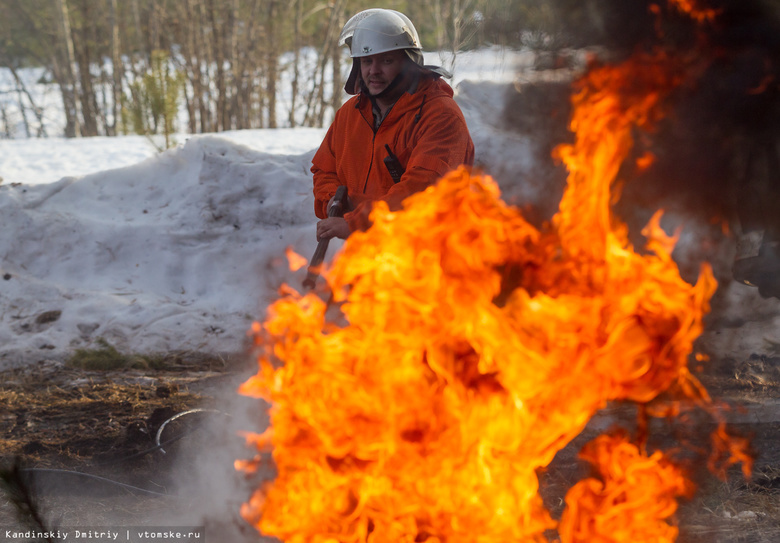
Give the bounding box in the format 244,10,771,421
238,7,751,543
558,432,695,543
667,0,720,22
285,247,308,272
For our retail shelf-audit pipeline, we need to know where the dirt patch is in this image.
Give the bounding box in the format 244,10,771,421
0,339,778,542
0,353,260,541
0,356,231,465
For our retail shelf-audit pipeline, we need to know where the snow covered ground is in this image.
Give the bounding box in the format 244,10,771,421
2,43,780,543
0,46,561,187
0,46,778,370
0,134,327,365
0,48,541,367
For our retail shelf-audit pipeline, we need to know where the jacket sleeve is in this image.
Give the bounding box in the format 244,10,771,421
344,102,474,231
310,122,342,220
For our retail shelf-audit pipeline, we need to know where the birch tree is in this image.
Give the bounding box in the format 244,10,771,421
53,0,80,137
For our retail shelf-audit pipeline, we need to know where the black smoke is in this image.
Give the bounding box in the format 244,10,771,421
618,0,780,234
507,0,780,281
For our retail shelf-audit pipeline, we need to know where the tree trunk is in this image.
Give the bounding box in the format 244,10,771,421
149,0,160,52
54,0,80,137
129,0,146,76
330,15,343,122
8,65,47,137
182,83,196,134
447,0,475,76
265,0,278,129
109,0,122,136
227,0,261,129
322,0,345,126
197,0,216,132
173,0,198,133
207,0,227,132
74,0,99,136
178,0,210,133
228,0,240,129
306,0,345,127
288,0,302,127
12,71,31,137
1,106,11,138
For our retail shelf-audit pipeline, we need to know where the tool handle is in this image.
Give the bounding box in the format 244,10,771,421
327,185,348,217
303,186,348,290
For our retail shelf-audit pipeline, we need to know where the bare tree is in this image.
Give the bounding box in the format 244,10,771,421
288,0,303,127
428,0,479,75
71,0,100,136
265,0,280,128
302,0,346,126
52,0,80,137
8,65,48,137
3,0,517,139
207,0,229,131
108,0,122,136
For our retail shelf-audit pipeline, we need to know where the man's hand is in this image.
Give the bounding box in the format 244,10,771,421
317,217,350,241
328,193,353,213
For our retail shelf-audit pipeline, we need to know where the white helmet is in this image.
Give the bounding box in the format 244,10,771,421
339,9,421,58
340,9,426,94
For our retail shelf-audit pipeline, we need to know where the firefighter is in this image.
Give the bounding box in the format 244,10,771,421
312,8,475,242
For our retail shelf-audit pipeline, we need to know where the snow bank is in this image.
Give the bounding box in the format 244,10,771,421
2,64,779,369
0,135,328,366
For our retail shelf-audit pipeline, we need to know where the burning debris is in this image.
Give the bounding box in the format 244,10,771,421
238,1,758,541
237,165,745,541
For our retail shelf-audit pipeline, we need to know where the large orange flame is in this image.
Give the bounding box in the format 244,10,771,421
238,12,751,543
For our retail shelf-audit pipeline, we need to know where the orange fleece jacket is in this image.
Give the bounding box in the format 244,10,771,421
311,75,475,232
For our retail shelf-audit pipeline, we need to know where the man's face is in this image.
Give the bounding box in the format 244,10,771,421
360,50,407,96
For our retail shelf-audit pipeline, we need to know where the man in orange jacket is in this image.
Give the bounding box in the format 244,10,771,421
312,9,475,242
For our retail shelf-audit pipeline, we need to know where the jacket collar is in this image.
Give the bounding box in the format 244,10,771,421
355,73,452,124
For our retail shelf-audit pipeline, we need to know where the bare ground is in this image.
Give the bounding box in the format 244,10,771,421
0,320,778,543
0,352,265,542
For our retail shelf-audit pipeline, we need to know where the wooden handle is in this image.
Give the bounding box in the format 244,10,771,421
303,185,348,290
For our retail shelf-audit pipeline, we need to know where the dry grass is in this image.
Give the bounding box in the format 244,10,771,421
0,353,247,537
66,338,196,371
0,352,242,470
0,345,777,542
0,377,203,468
677,464,780,543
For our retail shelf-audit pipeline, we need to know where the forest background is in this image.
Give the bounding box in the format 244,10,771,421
4,0,780,143
0,0,651,143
